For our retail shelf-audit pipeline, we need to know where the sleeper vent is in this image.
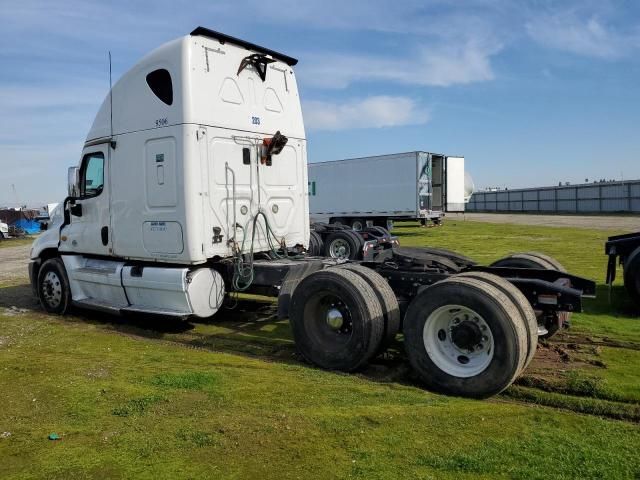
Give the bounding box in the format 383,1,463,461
146,69,173,105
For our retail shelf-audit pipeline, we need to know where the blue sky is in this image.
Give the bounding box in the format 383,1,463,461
1,0,639,205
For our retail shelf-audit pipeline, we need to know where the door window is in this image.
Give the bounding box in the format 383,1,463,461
80,152,104,198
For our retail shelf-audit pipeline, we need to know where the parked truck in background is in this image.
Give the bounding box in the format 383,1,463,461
0,220,8,240
308,151,470,230
28,27,595,399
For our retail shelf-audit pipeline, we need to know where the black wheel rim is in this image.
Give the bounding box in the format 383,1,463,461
302,291,354,351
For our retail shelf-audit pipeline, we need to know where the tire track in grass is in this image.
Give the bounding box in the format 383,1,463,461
502,386,640,423
554,332,640,351
501,333,640,422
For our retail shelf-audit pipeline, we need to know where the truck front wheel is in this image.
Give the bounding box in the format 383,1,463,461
404,277,527,398
37,258,72,314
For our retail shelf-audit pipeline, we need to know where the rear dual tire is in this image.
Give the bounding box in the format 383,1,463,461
490,252,565,272
350,218,365,232
490,252,569,339
337,263,401,353
404,274,529,398
289,268,384,371
323,230,363,260
290,268,532,397
308,230,324,256
456,272,538,371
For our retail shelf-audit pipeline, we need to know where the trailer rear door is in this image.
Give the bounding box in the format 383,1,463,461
445,156,465,212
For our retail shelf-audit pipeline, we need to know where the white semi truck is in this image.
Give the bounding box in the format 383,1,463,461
309,151,466,230
29,28,595,398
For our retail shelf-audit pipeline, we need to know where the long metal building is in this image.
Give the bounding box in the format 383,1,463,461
467,180,640,213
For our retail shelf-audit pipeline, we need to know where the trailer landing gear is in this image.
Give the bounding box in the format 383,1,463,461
624,247,640,306
605,233,640,308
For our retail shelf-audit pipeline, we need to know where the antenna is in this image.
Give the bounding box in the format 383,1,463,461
109,51,114,143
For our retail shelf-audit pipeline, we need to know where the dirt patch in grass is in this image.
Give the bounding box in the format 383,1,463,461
560,332,640,351
0,243,33,285
511,330,640,420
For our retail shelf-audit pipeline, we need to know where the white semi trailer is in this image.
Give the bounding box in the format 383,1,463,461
29,28,595,398
309,152,466,230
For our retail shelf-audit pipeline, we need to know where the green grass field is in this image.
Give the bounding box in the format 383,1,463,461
1,220,639,479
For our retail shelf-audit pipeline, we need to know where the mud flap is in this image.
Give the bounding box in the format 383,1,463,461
277,261,325,319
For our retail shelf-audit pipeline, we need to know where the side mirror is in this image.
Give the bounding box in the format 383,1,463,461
67,166,80,198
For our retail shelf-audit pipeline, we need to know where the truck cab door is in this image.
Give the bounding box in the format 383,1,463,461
445,156,465,212
60,145,112,256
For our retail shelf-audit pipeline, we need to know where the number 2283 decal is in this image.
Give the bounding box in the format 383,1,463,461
155,118,168,127
251,116,261,125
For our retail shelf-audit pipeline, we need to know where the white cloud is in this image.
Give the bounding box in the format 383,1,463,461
241,0,513,39
231,0,505,89
526,13,636,59
299,40,499,89
303,96,428,130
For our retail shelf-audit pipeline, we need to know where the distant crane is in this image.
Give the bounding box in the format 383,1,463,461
11,183,23,208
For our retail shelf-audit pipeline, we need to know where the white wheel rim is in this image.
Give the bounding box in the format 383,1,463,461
423,305,494,378
42,271,63,308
